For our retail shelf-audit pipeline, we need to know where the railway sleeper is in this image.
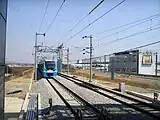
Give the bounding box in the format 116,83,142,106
58,73,160,120
51,77,109,120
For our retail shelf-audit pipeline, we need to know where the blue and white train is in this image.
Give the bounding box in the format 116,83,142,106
43,60,58,77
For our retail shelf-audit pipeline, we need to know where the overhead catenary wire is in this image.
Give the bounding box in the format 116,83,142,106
129,40,160,51
83,40,160,62
95,15,160,41
79,60,160,63
59,0,104,42
38,0,50,32
94,24,160,47
45,0,65,34
73,13,160,48
59,14,89,42
96,13,160,35
64,0,126,44
63,59,78,62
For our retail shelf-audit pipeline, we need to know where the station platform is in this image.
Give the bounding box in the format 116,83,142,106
4,97,24,120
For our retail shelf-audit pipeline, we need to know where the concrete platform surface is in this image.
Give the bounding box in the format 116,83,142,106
4,97,24,120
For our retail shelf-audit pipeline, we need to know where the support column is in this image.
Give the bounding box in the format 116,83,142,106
104,55,106,73
111,57,115,80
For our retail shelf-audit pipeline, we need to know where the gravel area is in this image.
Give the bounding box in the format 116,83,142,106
54,76,154,120
72,70,160,91
5,76,31,99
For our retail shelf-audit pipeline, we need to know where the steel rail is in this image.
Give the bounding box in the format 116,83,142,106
59,73,160,110
46,78,79,119
50,77,108,120
59,73,160,120
46,77,107,119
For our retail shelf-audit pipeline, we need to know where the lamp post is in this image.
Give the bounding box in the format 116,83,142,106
82,35,93,82
35,32,45,81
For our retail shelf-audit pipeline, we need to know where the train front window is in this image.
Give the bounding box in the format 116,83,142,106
45,61,55,70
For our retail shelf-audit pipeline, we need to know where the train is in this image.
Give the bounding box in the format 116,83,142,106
43,60,58,77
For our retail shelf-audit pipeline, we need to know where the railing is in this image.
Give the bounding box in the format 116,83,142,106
19,94,38,120
25,94,37,120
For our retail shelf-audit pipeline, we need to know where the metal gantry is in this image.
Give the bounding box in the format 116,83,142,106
34,36,64,80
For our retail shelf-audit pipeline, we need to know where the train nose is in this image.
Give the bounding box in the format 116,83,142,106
47,70,54,73
47,73,53,77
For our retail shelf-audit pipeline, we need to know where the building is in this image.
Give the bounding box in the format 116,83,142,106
0,0,7,119
109,49,158,76
109,50,139,74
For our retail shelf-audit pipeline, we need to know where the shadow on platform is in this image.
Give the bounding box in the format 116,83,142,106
4,112,20,120
41,103,156,120
4,103,158,120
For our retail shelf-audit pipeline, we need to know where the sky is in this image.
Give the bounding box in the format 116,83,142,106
6,0,160,63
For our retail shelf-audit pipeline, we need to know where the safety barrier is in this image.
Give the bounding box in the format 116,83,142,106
25,94,37,120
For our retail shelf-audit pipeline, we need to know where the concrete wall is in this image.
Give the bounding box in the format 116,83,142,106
0,0,7,119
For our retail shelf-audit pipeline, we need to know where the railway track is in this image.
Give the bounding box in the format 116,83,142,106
46,77,109,120
58,73,160,120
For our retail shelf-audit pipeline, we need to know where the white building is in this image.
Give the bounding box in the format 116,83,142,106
109,49,159,76
138,49,157,75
